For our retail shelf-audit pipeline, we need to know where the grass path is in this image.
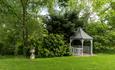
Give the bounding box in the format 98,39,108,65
0,54,115,70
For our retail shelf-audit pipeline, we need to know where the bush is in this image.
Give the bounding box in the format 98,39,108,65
86,23,115,53
38,34,71,57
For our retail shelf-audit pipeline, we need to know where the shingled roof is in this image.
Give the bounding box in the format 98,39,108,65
70,27,93,40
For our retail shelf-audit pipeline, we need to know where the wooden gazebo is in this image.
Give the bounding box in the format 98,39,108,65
70,27,93,56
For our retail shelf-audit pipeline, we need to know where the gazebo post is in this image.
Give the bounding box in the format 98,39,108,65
69,39,72,53
81,39,84,56
90,40,93,55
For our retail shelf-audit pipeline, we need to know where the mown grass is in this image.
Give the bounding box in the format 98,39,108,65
0,54,115,70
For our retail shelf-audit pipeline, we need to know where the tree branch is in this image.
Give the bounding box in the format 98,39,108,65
1,0,21,21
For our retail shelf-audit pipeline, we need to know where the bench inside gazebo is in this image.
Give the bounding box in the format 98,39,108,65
70,27,93,56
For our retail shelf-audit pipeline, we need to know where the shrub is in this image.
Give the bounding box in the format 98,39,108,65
38,34,70,57
86,23,115,53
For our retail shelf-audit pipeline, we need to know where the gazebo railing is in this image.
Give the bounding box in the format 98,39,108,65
71,45,90,56
71,47,83,56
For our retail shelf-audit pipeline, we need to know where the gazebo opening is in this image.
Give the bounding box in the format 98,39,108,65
83,40,91,54
70,27,93,56
71,40,81,47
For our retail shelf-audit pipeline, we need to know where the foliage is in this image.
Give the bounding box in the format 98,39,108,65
0,0,48,56
86,23,115,53
44,11,84,42
38,34,70,57
0,0,114,57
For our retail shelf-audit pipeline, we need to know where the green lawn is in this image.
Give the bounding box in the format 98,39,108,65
0,54,115,70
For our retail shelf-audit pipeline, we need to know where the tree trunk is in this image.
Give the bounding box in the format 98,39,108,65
20,0,29,56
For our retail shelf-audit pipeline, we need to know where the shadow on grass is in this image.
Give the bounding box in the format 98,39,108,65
0,55,28,60
1,52,115,60
0,55,73,60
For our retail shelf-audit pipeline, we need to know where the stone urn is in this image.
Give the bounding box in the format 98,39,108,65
30,47,35,59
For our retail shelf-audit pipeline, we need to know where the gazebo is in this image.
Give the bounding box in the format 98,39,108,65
70,27,93,56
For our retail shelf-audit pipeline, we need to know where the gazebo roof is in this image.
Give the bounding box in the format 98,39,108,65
70,27,93,40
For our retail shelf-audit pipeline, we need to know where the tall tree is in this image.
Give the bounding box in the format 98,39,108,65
20,0,29,56
0,0,49,56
